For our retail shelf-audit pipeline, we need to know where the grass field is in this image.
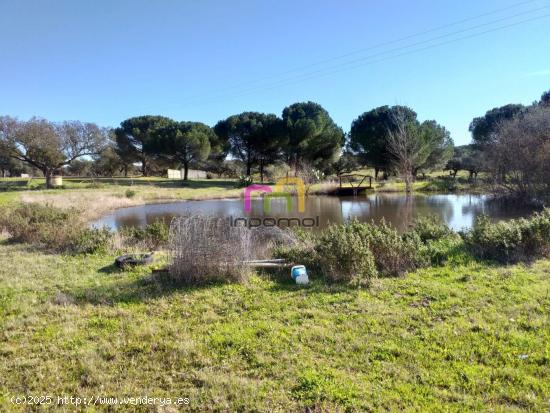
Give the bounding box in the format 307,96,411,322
1,176,546,412
0,242,548,412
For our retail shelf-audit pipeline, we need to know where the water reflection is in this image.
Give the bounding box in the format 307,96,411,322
92,194,535,232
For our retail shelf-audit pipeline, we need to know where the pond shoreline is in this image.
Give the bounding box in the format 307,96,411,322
92,192,537,233
10,178,496,227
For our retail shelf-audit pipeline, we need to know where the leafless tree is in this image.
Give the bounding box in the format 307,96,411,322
386,109,430,193
489,106,550,203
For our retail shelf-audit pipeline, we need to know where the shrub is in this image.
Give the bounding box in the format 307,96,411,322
0,203,80,250
423,235,465,266
356,220,429,276
274,220,432,284
0,203,112,253
119,220,169,249
315,223,377,286
235,175,253,188
463,209,550,263
424,176,458,192
125,189,137,198
265,163,291,181
409,215,453,243
72,227,112,254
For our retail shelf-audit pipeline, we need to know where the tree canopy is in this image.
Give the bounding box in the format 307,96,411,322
282,101,344,173
0,116,107,187
487,105,550,201
349,105,417,178
148,120,213,180
469,104,524,147
444,145,485,179
214,112,287,180
0,152,28,178
540,90,550,107
114,115,171,176
414,120,454,176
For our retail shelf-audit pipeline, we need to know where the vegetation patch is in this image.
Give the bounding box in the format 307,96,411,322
463,209,550,263
277,211,550,284
0,243,548,411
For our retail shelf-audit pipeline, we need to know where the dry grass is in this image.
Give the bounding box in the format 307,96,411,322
18,182,243,222
20,192,141,222
168,216,298,285
0,229,10,240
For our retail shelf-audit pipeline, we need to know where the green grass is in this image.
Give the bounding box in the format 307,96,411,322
1,242,548,412
0,191,19,206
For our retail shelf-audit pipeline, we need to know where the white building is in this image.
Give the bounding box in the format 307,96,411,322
166,169,207,179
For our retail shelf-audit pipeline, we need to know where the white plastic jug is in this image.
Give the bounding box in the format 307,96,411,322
291,265,309,285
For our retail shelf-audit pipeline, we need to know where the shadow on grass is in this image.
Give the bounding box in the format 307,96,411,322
259,268,360,294
72,269,226,306
73,264,355,306
98,263,122,275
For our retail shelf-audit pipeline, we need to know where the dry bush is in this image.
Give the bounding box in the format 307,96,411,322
0,203,111,253
490,106,550,203
169,216,249,284
169,215,299,284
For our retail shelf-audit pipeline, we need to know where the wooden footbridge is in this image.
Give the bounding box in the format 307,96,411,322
336,174,373,196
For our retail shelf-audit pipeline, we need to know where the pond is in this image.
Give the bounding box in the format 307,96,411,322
92,193,535,232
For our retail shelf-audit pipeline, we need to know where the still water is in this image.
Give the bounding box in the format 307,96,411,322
92,194,534,232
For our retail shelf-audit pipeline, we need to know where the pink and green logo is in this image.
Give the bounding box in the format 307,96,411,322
243,178,305,213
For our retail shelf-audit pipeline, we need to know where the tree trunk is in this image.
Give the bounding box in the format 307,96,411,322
374,168,379,180
44,168,53,189
183,162,189,181
404,171,413,193
142,156,148,177
246,162,251,177
259,160,264,183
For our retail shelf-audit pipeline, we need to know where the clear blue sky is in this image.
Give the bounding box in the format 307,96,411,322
1,0,549,145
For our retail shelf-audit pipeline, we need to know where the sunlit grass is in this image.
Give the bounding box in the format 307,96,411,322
0,242,548,411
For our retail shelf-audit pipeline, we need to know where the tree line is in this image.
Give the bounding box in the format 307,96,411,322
1,90,549,203
0,101,453,187
451,89,550,203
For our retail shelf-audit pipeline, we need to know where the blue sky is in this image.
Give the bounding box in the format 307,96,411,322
1,0,549,145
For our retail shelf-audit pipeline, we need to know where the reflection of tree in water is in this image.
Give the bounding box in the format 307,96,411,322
460,195,488,217
297,196,344,227
100,194,535,233
461,196,534,221
421,195,455,224
358,194,455,231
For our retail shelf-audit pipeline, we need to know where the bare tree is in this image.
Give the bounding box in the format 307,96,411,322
489,106,550,203
0,117,108,188
386,109,431,193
